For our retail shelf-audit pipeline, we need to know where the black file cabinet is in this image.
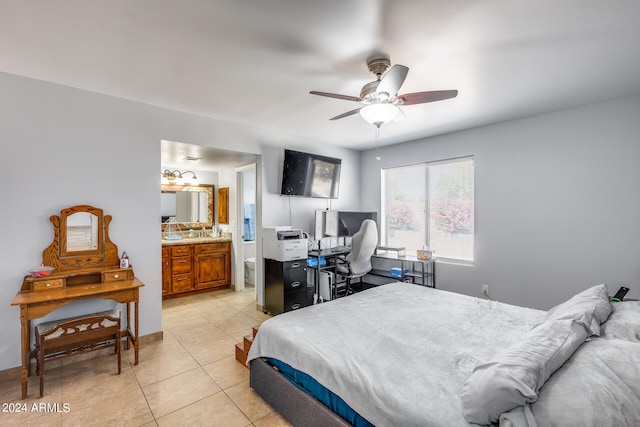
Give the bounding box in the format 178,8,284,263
264,258,311,315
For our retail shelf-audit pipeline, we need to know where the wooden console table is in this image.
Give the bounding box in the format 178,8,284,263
11,274,144,399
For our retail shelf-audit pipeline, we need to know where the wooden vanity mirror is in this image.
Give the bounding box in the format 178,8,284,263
43,204,119,272
161,184,214,230
60,205,103,257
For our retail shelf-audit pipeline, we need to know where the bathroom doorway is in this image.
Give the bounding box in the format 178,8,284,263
236,163,257,295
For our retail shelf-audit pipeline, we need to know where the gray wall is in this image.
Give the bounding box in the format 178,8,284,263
360,94,640,309
0,72,359,371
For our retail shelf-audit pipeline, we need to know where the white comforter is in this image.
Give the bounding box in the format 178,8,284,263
248,283,545,426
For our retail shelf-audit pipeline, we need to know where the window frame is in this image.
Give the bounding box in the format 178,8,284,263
381,155,475,264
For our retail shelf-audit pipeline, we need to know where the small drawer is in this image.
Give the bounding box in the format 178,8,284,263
195,243,227,255
283,260,306,270
283,267,307,292
284,279,305,293
102,271,128,282
172,273,192,293
172,256,191,273
31,278,65,292
284,290,307,312
171,246,191,257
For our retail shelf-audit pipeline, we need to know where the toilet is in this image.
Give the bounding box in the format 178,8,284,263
244,257,256,286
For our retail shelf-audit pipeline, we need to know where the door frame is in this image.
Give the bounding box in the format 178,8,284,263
234,162,261,303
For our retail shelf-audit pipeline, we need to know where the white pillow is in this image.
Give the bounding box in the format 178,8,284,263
545,283,611,336
506,338,640,426
460,319,588,425
600,301,640,342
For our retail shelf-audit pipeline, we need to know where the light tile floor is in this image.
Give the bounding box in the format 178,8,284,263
0,288,293,427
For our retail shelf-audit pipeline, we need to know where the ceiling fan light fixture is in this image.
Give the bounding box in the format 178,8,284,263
360,103,400,127
310,55,458,127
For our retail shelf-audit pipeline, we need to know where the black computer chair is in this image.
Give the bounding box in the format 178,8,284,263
336,219,378,296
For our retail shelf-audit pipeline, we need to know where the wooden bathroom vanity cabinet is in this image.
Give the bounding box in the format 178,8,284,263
162,239,231,298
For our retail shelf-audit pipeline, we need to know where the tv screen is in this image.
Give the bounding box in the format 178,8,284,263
280,149,341,199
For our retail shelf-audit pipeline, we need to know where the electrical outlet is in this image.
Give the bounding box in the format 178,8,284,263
482,284,489,295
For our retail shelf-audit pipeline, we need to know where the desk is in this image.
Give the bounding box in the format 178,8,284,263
308,248,350,301
308,248,437,299
11,278,144,399
370,254,436,288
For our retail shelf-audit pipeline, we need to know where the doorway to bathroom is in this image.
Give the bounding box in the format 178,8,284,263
238,164,257,295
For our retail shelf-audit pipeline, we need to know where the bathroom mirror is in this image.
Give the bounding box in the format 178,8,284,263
60,205,104,257
161,184,214,229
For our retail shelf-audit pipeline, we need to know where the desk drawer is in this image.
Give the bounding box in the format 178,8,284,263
172,257,191,273
283,290,307,312
102,270,128,282
283,260,305,270
31,278,65,292
283,267,307,293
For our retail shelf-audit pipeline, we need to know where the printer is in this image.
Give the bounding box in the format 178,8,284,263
263,226,308,262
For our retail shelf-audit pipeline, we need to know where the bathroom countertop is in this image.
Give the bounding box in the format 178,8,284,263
161,236,232,246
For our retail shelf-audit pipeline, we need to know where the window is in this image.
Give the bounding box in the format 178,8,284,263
382,156,474,262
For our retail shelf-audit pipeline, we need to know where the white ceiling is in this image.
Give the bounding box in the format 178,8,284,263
2,1,640,162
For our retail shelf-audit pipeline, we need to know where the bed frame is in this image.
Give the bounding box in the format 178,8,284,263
250,357,351,427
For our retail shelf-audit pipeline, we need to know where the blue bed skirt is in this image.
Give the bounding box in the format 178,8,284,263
266,358,374,427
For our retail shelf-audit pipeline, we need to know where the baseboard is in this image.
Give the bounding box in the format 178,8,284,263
140,331,163,344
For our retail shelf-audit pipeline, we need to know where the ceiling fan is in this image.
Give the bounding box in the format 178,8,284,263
310,55,458,127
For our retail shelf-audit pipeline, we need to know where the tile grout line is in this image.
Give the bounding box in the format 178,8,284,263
148,289,262,425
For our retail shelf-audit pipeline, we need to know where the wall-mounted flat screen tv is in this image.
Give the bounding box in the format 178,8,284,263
280,149,341,199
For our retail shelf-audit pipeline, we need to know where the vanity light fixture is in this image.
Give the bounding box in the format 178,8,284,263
161,170,199,185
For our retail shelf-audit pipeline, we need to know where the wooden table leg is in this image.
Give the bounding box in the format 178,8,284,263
125,302,131,351
20,309,29,399
133,299,139,365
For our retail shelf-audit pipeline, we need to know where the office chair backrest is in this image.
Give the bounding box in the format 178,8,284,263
346,219,378,276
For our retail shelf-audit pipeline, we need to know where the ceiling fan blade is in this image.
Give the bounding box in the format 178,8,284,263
310,91,361,102
398,90,458,105
376,64,409,97
330,108,362,120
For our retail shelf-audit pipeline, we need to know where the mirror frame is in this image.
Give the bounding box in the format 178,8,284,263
161,184,215,230
60,205,104,257
42,204,120,272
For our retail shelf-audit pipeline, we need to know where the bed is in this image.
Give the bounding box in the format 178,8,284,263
247,282,640,426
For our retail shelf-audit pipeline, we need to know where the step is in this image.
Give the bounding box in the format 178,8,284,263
235,324,262,369
235,342,248,368
243,334,254,352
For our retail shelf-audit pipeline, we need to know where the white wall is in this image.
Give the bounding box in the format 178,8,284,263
7,68,635,371
0,72,360,371
360,94,640,309
260,144,361,232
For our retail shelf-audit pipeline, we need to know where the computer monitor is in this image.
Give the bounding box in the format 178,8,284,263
317,210,377,238
336,211,377,237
